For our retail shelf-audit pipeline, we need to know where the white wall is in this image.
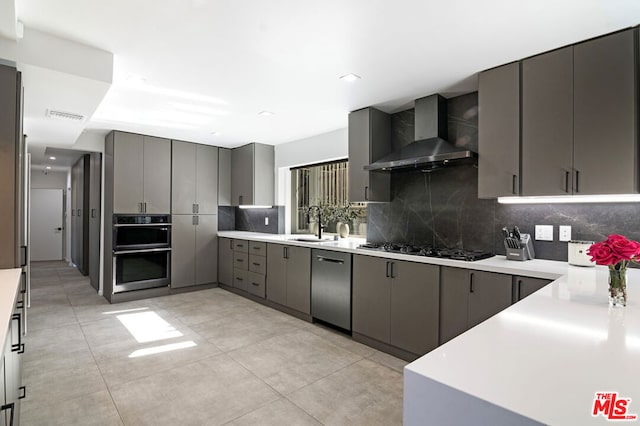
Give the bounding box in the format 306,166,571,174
274,128,348,232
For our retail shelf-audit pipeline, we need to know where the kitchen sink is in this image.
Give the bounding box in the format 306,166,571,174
288,237,334,243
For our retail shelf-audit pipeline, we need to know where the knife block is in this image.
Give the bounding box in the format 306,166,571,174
505,234,535,261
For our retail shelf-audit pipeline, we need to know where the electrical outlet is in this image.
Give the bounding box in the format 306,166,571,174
264,217,269,226
535,225,554,241
559,225,571,242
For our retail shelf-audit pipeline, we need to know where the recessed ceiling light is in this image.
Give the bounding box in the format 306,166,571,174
210,131,221,136
258,111,275,116
46,166,51,170
339,73,361,82
49,156,56,160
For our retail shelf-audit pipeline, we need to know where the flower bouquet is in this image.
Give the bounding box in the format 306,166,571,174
587,234,640,307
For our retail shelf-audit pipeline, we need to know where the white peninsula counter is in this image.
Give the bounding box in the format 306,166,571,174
404,266,640,425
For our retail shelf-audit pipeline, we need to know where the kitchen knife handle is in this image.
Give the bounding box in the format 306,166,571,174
512,175,518,195
469,273,475,293
574,170,580,193
564,171,570,193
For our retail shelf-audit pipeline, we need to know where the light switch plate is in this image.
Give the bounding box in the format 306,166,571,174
559,225,571,242
535,225,554,241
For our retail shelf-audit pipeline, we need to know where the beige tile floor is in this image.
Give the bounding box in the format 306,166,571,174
21,261,406,425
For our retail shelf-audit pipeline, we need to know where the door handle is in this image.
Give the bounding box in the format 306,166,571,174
316,256,344,264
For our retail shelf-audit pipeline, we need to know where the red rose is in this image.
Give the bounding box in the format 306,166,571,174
606,234,640,260
587,242,623,266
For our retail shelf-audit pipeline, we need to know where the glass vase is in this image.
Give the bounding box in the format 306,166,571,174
609,268,628,307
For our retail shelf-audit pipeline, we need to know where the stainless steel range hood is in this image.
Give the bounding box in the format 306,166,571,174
365,94,474,171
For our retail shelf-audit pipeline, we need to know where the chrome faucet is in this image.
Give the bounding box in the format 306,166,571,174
308,205,323,239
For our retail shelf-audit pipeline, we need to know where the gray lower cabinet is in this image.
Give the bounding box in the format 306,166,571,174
171,215,218,288
516,276,551,301
110,131,171,214
172,141,218,215
218,238,234,286
231,143,274,206
348,107,391,202
353,255,439,357
440,267,512,344
266,244,311,314
1,287,25,426
478,62,521,198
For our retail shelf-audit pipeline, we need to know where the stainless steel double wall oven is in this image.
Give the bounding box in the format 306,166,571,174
112,214,171,293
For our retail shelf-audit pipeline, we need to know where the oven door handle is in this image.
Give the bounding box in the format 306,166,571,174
113,248,172,255
113,223,172,228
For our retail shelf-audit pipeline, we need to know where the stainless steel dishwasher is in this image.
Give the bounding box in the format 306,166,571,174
311,249,352,331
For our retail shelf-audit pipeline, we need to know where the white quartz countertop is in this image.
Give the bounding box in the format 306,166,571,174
218,231,570,279
404,266,640,425
0,269,21,351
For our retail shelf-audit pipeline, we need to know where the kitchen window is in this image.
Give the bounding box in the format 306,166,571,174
290,160,366,235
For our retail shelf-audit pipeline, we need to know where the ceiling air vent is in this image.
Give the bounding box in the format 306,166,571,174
46,109,85,122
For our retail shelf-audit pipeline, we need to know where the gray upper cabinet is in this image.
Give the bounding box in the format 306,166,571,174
521,47,574,196
113,132,144,213
573,29,636,195
143,136,171,213
218,147,231,206
172,141,218,214
348,108,391,202
478,62,520,198
111,132,171,214
231,143,274,206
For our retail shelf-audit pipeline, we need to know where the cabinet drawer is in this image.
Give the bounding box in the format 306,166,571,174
233,268,248,292
249,241,266,256
233,252,248,270
247,271,265,298
249,254,266,275
233,239,249,253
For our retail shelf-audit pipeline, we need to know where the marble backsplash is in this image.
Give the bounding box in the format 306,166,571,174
367,92,640,262
218,206,285,234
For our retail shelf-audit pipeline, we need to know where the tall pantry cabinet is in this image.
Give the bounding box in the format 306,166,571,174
171,141,219,288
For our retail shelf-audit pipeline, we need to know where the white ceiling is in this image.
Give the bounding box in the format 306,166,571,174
5,0,640,149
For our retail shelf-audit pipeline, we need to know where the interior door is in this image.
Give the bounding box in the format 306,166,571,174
30,188,63,261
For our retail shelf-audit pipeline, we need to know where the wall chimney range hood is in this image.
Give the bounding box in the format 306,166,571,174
364,94,474,171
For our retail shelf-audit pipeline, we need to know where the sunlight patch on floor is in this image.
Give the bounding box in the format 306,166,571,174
128,341,197,358
117,311,183,343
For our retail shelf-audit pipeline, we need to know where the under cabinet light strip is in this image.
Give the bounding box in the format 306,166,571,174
238,205,273,209
498,194,640,204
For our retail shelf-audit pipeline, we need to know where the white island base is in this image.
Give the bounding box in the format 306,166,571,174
404,266,640,425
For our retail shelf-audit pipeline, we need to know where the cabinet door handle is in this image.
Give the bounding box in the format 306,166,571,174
144,202,147,213
470,273,475,293
236,277,244,281
192,203,197,214
253,246,261,251
251,282,260,286
564,171,570,193
390,262,396,278
230,239,233,249
196,204,199,213
11,313,24,353
574,170,580,193
18,386,26,400
385,261,390,278
284,247,288,259
239,195,243,205
0,402,14,426
252,262,261,266
364,186,369,201
193,216,199,226
512,175,518,195
236,258,244,263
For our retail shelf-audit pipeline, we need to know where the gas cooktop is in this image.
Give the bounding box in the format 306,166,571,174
357,242,495,262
